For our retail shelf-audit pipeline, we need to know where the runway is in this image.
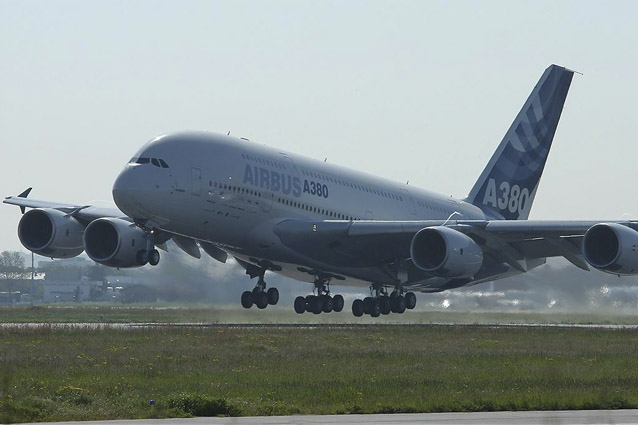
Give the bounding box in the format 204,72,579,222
18,410,638,425
3,322,638,330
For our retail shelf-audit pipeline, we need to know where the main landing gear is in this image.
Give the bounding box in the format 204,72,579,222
241,274,279,309
294,278,345,315
351,285,417,317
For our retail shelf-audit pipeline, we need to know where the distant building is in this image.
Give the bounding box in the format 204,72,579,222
42,280,100,303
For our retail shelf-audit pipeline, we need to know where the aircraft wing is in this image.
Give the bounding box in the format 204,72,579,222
273,219,635,272
3,189,125,223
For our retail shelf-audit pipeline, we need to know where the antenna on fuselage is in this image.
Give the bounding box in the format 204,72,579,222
324,157,327,162
227,131,231,136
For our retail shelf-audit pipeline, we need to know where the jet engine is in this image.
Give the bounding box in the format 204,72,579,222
18,208,84,258
583,223,638,275
410,226,483,278
83,218,148,268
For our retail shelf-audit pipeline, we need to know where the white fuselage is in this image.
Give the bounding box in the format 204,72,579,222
112,131,488,288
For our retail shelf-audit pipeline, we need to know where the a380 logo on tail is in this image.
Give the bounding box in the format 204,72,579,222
482,178,530,216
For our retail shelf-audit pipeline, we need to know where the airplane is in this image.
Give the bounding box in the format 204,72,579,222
6,64,638,317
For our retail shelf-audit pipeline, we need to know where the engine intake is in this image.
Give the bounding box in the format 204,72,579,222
410,226,483,278
83,218,148,268
18,209,84,258
583,223,638,275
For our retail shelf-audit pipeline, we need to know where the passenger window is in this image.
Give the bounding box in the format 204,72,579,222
159,159,169,168
151,158,160,167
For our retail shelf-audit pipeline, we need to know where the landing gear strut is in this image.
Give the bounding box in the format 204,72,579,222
136,232,160,266
294,278,344,315
352,284,416,317
241,273,279,309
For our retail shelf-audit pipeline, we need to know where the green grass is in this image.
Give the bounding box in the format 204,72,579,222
2,324,638,422
3,304,638,325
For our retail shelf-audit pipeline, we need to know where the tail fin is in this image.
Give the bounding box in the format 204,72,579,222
466,64,574,220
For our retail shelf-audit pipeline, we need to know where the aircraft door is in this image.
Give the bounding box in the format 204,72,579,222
191,167,202,196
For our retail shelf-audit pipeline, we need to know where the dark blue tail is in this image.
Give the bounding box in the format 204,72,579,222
466,64,574,220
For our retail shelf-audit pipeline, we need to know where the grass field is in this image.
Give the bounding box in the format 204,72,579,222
2,322,638,423
3,304,638,325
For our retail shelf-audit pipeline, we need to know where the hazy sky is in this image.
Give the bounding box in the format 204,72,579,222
1,0,637,252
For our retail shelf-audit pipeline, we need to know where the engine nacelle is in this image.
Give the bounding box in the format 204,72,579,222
583,223,638,275
18,208,84,258
83,218,148,268
410,226,483,278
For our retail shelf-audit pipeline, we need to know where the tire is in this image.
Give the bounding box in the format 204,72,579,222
252,287,261,299
332,294,345,312
362,297,373,315
352,299,364,317
267,287,279,305
322,295,333,313
312,296,324,314
370,299,381,317
136,249,148,266
405,292,417,310
294,296,306,314
379,296,391,315
395,296,406,314
241,291,253,309
305,295,315,313
148,249,160,266
255,292,269,309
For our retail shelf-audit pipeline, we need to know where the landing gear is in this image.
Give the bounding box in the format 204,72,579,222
351,285,416,317
136,248,160,266
294,278,345,315
240,274,279,310
136,229,160,266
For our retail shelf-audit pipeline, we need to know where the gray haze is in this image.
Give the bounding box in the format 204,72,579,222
2,1,638,298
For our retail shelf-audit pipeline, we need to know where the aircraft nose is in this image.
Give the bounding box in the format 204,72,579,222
112,166,140,216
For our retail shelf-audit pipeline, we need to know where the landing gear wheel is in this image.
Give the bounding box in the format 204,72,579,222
241,291,253,309
148,249,160,266
379,297,392,315
305,295,315,313
312,296,324,314
255,292,269,309
362,297,373,315
267,287,279,305
392,296,406,314
136,249,148,266
352,299,364,317
369,298,381,317
332,294,344,312
321,295,334,313
294,296,306,314
405,292,417,310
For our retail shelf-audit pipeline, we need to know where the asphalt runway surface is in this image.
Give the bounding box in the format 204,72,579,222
18,410,638,425
3,322,638,330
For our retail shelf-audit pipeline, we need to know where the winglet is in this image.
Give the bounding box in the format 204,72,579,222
17,187,32,214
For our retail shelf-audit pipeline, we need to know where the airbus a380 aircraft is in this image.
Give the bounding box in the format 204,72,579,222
6,64,637,317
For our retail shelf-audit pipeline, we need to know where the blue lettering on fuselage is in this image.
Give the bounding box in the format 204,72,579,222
243,164,312,198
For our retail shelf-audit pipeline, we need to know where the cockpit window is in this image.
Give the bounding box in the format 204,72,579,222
129,157,138,164
151,158,160,167
159,159,169,168
136,157,150,164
